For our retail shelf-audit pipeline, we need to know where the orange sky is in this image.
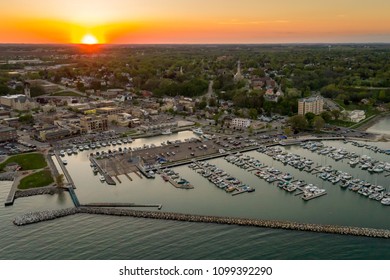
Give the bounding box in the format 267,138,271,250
1,0,390,44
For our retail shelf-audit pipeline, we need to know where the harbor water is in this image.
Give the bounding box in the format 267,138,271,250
1,130,390,259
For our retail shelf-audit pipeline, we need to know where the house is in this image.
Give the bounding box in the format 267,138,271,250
264,89,284,102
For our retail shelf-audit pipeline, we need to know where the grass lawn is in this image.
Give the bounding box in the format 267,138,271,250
0,153,47,171
18,170,54,190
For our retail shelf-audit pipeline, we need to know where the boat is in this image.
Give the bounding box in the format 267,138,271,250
161,129,172,135
147,170,156,178
99,175,105,182
59,150,65,157
192,127,204,135
61,159,68,165
381,197,390,206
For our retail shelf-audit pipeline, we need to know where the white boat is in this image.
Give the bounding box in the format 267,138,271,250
99,175,105,182
61,159,68,165
147,170,156,178
381,197,390,205
161,129,172,135
192,128,203,135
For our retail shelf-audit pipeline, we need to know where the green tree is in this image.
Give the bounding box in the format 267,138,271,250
248,108,258,120
305,112,316,123
287,115,308,132
19,114,34,124
284,127,293,136
56,174,65,189
320,111,332,122
312,116,325,132
331,109,341,120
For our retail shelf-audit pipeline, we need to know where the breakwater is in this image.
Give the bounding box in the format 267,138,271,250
13,207,390,239
13,208,79,226
14,186,60,199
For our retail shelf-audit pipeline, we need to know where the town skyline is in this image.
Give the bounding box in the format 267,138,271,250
1,0,390,44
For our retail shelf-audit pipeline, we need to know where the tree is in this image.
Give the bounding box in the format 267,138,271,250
287,115,308,132
248,108,258,120
331,109,341,120
18,114,34,124
284,127,293,136
305,112,316,123
312,116,325,132
56,174,65,189
320,111,332,122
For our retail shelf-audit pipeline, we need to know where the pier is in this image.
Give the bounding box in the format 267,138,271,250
54,153,76,187
4,177,18,206
166,176,194,189
66,186,80,207
89,157,116,185
12,207,390,239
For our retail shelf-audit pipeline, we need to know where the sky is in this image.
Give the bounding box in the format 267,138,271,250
1,0,390,44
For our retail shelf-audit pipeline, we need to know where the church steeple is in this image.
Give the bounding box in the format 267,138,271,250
24,82,31,98
234,60,243,82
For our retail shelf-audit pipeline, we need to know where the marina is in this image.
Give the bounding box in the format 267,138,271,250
3,130,390,247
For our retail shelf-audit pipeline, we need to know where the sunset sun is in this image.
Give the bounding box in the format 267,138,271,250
81,34,98,45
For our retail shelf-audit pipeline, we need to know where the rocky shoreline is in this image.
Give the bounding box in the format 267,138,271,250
13,207,390,239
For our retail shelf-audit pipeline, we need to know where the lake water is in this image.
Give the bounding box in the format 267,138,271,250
1,131,390,259
366,116,390,135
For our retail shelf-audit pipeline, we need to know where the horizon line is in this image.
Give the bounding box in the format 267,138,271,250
1,42,390,46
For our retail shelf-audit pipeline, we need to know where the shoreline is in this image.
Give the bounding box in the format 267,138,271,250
355,113,390,132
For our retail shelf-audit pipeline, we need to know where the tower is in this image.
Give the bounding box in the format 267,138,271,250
234,60,243,82
24,82,31,98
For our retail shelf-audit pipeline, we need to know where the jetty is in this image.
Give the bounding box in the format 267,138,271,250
12,207,390,239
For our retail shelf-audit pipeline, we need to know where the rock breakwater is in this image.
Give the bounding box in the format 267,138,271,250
13,207,390,239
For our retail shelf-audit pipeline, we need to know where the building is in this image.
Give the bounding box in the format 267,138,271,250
0,126,17,142
298,96,324,115
264,89,284,102
231,118,251,129
80,116,108,133
346,110,366,123
38,128,71,141
0,95,38,111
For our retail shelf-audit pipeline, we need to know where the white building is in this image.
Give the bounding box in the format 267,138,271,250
231,118,251,129
346,110,366,123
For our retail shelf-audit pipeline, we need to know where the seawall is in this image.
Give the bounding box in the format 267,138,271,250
13,207,390,239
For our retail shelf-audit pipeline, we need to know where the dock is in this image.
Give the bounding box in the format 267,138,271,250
89,157,116,185
302,191,327,201
54,153,75,187
166,176,194,189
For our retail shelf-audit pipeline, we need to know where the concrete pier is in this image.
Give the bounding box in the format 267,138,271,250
4,178,18,206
